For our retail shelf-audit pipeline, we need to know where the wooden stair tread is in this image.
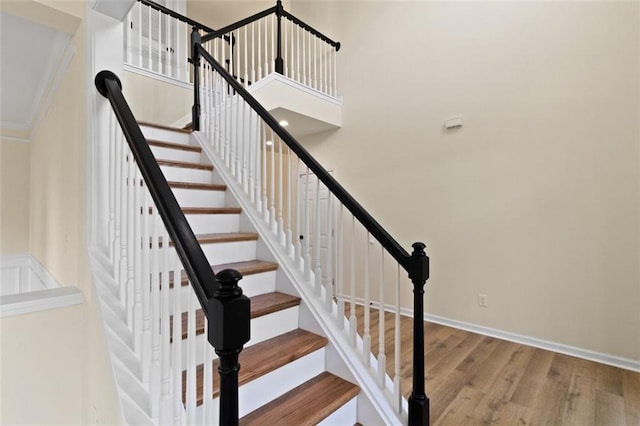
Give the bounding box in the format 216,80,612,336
168,181,226,191
170,259,279,288
157,159,213,170
182,207,241,214
139,121,192,133
159,232,258,248
239,372,360,425
147,139,201,152
183,329,327,404
147,206,241,215
173,292,301,340
194,232,258,244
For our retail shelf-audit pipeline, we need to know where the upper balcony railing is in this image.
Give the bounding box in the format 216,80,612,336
124,0,341,98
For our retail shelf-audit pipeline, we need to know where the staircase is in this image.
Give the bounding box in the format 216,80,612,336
91,1,430,424
140,121,361,424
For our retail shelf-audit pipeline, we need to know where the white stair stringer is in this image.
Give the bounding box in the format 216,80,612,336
195,131,403,425
89,246,186,425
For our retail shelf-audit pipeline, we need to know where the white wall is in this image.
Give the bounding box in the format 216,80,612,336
291,1,640,361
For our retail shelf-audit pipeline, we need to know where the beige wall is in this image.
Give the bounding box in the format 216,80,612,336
188,1,292,30
0,140,31,253
293,1,640,361
0,305,85,425
123,70,192,125
0,1,120,424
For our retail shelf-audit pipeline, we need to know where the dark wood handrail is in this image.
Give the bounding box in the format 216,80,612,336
95,70,217,314
201,6,277,43
195,45,411,271
280,10,340,50
200,3,340,51
138,0,215,33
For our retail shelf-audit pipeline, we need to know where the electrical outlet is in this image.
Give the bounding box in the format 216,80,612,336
478,293,488,308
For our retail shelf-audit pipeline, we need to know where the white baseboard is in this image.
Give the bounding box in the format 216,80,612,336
343,296,640,373
0,253,83,317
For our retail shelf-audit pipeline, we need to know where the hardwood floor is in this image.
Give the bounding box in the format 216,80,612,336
346,305,640,425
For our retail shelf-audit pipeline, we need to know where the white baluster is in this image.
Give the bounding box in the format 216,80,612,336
394,264,402,413
125,150,136,327
277,138,284,243
271,15,275,73
118,136,128,307
286,145,293,257
269,131,276,233
158,219,172,424
186,280,197,423
141,191,153,389
251,22,256,84
324,42,328,95
377,246,387,388
261,124,268,222
253,111,262,211
113,122,123,279
248,109,256,203
308,32,313,88
234,91,242,182
166,13,172,78
294,158,302,264
137,2,143,68
314,176,321,296
242,102,250,192
171,254,184,424
202,321,214,424
132,167,144,355
363,231,371,366
156,8,162,74
349,215,357,346
108,113,116,263
244,26,248,86
313,36,318,89
147,5,152,71
333,46,338,97
283,19,288,77
258,18,264,80
235,29,241,83
303,167,311,280
303,29,307,86
335,203,344,329
124,7,132,65
296,24,301,83
325,193,334,311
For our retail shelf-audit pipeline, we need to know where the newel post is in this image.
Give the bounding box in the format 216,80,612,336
208,269,250,426
275,0,284,74
191,27,201,131
408,242,430,426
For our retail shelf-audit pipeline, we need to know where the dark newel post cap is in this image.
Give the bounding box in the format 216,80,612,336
214,269,244,299
95,70,122,98
409,242,429,282
335,42,341,52
411,242,426,257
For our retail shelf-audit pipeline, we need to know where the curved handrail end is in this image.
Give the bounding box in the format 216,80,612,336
95,70,122,98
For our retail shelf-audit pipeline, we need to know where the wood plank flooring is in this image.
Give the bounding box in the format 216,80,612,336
346,305,639,425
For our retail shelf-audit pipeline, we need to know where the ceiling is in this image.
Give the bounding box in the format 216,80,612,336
0,12,71,139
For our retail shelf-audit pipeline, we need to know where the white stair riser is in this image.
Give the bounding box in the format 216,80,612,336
201,241,257,265
172,188,226,208
193,350,326,423
175,270,277,308
186,213,239,235
236,349,325,417
175,306,299,368
160,165,213,184
150,145,202,163
318,397,358,426
141,126,191,145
